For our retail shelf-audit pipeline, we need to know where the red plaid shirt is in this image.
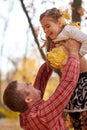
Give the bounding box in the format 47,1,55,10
20,54,80,130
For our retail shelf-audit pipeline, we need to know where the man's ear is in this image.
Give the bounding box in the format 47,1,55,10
25,96,32,103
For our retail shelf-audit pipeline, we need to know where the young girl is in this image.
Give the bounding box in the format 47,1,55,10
40,7,87,130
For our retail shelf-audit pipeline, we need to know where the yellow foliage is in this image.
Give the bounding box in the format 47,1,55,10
69,22,80,29
0,106,19,119
13,58,39,82
65,114,73,129
77,7,85,16
63,9,71,20
44,76,60,100
47,46,68,72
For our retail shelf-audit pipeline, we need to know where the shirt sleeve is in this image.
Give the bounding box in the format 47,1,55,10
39,54,80,125
33,62,53,98
57,25,87,55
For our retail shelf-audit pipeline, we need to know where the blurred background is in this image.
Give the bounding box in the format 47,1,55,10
0,0,87,129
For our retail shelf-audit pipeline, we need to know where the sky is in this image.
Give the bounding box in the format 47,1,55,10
0,0,87,75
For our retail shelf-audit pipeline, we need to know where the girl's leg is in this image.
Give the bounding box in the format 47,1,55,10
69,111,87,130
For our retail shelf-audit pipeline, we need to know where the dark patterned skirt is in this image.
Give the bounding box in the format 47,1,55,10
64,72,87,130
65,72,87,112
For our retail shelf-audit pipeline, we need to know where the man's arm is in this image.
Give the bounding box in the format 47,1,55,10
33,62,53,98
39,52,80,124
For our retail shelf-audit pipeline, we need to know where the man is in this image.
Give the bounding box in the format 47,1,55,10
3,40,80,130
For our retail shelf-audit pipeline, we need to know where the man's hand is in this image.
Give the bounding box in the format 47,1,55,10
61,39,81,55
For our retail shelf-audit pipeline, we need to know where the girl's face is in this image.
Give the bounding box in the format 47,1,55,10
40,17,62,40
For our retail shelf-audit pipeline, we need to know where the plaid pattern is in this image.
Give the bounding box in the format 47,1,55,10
20,55,80,130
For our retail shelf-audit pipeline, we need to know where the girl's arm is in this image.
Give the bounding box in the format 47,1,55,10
54,25,87,55
60,25,87,55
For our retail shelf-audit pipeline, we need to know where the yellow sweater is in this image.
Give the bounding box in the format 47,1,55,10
47,45,68,72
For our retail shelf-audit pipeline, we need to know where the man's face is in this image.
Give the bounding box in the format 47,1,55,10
17,82,41,102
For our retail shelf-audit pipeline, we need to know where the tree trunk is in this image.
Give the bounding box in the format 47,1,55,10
72,0,82,23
